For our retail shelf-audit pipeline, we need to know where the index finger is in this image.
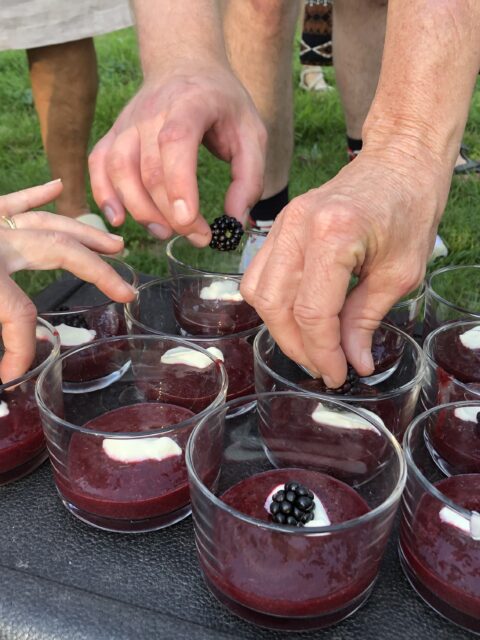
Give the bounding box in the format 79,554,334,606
156,106,213,241
0,180,63,215
293,243,354,387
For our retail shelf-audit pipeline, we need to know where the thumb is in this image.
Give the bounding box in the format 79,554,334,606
340,273,406,377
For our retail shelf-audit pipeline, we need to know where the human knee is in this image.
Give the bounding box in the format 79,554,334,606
243,0,298,40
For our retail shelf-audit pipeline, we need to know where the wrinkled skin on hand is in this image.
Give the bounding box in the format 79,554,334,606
241,151,448,388
89,64,267,245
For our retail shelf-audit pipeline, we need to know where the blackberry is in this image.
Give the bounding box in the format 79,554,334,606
51,305,88,329
324,365,361,395
209,214,244,251
269,481,315,527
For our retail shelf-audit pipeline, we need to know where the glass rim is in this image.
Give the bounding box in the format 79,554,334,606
0,317,60,391
403,400,480,518
423,319,480,397
166,230,267,276
427,264,480,318
125,275,263,341
391,281,426,310
35,334,228,438
40,256,138,316
186,391,406,535
253,322,426,401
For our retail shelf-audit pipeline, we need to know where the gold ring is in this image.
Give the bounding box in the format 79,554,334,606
1,215,16,230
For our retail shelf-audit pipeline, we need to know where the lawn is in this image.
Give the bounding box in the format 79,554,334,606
1,27,480,296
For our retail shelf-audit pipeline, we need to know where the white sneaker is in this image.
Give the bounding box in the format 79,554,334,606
76,212,109,233
429,235,449,262
239,225,269,273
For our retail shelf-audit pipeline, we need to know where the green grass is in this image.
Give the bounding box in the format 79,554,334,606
1,27,480,297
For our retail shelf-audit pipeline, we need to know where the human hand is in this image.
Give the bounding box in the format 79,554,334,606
241,152,448,387
89,63,267,246
0,180,135,383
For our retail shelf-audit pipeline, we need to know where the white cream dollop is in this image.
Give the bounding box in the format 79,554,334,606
264,484,331,527
459,326,480,350
102,436,182,463
199,280,243,302
439,506,480,541
0,401,9,418
311,403,384,432
160,346,224,369
54,323,96,347
454,406,480,423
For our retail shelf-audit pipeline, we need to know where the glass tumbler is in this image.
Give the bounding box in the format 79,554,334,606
254,323,425,441
399,402,480,633
36,334,227,532
0,317,59,485
187,391,406,631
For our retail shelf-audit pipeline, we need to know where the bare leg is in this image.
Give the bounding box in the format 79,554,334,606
334,0,465,169
221,0,299,199
333,0,387,140
27,38,99,218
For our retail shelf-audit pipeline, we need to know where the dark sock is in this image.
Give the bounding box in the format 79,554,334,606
250,186,289,226
347,136,363,162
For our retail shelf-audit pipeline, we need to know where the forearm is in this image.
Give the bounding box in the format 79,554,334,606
363,0,480,175
133,0,228,77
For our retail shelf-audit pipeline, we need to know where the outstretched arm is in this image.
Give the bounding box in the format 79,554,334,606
242,0,480,387
89,0,266,245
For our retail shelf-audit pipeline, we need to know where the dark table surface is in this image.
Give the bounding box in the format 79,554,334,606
0,275,475,640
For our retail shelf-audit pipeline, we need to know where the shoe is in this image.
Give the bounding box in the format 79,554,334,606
76,212,109,232
299,65,333,92
429,235,449,262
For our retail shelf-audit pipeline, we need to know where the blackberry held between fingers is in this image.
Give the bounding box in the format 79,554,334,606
324,365,360,395
269,481,316,527
209,214,244,251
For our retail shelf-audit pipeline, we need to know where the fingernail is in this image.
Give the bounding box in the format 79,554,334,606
46,178,62,185
187,232,210,247
323,376,336,389
104,205,117,225
108,233,124,242
361,349,374,372
173,199,194,226
121,282,137,296
147,223,171,240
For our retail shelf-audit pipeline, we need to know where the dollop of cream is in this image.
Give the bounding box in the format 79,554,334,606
459,326,480,350
454,406,480,423
311,403,383,431
54,323,96,347
102,436,182,463
160,346,223,368
199,280,243,302
264,483,331,527
0,400,9,418
440,506,480,541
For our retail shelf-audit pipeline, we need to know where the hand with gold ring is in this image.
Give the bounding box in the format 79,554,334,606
0,179,136,383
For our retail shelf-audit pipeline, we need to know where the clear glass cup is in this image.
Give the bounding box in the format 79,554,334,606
39,256,138,391
385,282,425,337
186,392,405,631
166,229,267,277
254,323,425,441
125,276,263,403
36,335,227,532
422,319,480,409
0,318,59,485
424,265,480,337
399,402,480,633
